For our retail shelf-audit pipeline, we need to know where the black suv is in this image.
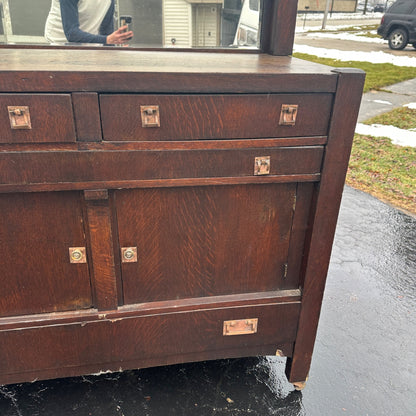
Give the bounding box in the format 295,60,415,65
377,0,416,49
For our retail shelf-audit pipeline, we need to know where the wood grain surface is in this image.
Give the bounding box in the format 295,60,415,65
100,94,332,141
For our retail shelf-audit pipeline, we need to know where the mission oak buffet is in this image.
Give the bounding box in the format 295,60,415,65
0,1,364,390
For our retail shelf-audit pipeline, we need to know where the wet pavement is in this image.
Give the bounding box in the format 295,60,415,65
1,186,415,415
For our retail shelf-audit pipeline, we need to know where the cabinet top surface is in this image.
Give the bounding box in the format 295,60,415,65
0,48,334,75
0,48,339,93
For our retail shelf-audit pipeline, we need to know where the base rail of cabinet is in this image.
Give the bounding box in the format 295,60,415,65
0,290,301,386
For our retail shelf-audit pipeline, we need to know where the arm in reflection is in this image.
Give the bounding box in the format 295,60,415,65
44,0,133,45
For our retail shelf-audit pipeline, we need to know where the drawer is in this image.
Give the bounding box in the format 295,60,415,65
0,302,300,377
100,94,333,141
0,94,76,143
0,146,324,186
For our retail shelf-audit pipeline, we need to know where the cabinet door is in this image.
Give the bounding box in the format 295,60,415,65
0,192,92,317
115,184,297,304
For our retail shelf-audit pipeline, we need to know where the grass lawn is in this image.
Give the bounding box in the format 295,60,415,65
293,53,416,93
294,53,416,215
363,107,416,130
349,107,416,215
347,134,416,215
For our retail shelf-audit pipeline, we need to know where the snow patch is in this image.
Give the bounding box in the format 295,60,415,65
293,44,416,67
355,123,416,147
302,31,385,44
372,100,393,105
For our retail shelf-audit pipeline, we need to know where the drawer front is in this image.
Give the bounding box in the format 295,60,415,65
0,146,324,186
0,94,76,143
0,302,300,377
100,94,332,141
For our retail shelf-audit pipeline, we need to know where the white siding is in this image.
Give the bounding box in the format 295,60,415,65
163,0,192,47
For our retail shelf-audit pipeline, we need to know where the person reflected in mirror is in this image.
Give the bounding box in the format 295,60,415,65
45,0,133,45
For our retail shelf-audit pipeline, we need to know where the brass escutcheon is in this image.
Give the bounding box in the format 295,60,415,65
121,247,138,263
69,247,87,264
140,105,160,128
223,318,258,336
279,104,298,126
254,156,271,175
8,106,32,130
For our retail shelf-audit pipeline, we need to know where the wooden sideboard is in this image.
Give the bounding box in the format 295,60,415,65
0,1,364,389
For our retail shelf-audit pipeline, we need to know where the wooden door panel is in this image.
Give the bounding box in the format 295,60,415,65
116,184,297,304
0,192,92,317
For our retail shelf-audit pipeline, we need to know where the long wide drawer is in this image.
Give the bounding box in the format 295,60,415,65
0,94,76,143
100,94,333,141
0,146,323,187
0,301,300,383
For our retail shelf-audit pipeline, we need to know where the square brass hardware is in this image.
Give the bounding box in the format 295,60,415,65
223,318,258,336
254,156,271,175
140,105,160,128
69,247,87,264
8,106,32,130
121,247,138,263
279,104,298,126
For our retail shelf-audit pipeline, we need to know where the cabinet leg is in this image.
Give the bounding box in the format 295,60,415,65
285,357,309,390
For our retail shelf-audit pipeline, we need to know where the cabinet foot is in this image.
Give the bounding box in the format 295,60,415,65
292,380,307,391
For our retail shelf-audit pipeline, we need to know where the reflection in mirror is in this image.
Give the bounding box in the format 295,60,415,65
0,0,261,49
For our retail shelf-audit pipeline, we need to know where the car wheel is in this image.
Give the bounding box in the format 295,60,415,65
388,28,408,50
412,43,416,49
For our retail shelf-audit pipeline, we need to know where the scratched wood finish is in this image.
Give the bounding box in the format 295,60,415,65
0,192,92,317
100,94,332,141
116,184,298,303
0,94,76,143
286,70,366,384
0,302,301,381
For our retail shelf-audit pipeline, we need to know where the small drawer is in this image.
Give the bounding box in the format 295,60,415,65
100,94,333,141
0,94,76,143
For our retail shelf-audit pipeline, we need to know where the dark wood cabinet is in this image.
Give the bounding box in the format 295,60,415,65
0,1,364,389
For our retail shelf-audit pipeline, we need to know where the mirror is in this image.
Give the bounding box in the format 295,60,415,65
0,0,262,49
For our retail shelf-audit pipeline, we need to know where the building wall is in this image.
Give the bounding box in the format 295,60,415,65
163,0,192,47
298,0,357,12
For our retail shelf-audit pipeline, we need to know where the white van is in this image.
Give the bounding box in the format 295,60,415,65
233,0,260,47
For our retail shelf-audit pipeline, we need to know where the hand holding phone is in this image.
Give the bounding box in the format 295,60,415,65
120,15,133,40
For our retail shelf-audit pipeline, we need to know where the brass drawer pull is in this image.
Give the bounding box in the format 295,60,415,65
140,105,160,127
121,247,138,263
223,318,258,336
69,247,87,264
279,104,298,126
254,156,270,175
8,106,32,130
